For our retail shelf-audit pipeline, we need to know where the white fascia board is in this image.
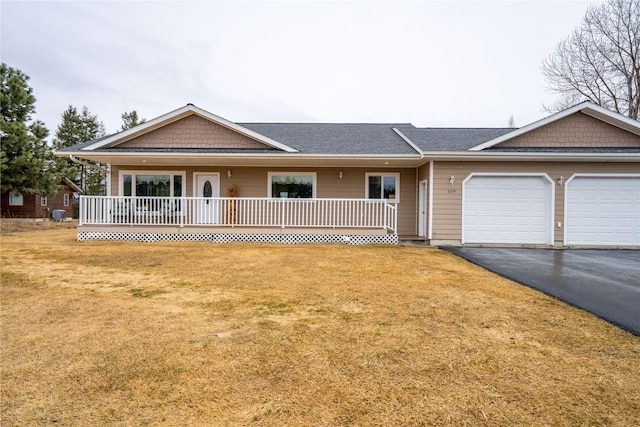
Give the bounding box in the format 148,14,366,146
81,104,299,153
421,151,640,162
468,102,640,151
61,153,422,164
59,149,640,166
579,103,640,134
60,147,639,162
56,151,423,168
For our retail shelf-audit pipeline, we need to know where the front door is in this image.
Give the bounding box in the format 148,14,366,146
194,173,220,224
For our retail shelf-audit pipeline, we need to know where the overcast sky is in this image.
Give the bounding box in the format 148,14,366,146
2,0,600,138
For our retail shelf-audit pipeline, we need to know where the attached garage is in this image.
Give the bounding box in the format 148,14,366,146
565,175,640,246
462,174,554,245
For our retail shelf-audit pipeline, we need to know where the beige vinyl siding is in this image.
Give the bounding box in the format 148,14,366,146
118,115,270,149
432,161,639,244
397,168,417,236
109,166,417,235
417,163,430,183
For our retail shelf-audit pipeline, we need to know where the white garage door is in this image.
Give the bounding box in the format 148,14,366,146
463,175,553,244
565,175,640,246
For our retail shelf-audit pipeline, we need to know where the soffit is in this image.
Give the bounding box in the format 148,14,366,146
66,152,424,168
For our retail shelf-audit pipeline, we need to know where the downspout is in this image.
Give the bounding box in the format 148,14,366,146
428,160,433,240
416,166,419,236
392,127,424,238
69,155,109,173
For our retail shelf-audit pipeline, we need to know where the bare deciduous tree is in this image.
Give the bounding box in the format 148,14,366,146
541,0,640,119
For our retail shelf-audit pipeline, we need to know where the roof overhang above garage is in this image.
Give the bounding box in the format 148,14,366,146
416,150,640,164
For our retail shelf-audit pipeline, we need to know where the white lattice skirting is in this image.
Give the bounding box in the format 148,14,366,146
77,231,398,245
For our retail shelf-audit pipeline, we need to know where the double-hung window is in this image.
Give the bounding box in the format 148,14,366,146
40,196,47,206
366,173,399,202
268,172,316,198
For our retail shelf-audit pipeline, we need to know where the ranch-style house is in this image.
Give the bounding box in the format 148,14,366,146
55,101,640,248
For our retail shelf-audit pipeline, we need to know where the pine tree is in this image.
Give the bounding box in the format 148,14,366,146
52,106,107,195
0,63,59,197
120,110,146,131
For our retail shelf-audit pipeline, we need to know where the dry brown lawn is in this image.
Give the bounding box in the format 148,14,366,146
1,221,639,426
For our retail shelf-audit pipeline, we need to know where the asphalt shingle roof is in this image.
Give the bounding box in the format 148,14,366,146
58,134,112,152
486,147,640,153
64,122,635,155
54,102,639,156
59,123,422,155
100,148,278,153
240,123,419,155
395,126,514,152
58,123,636,155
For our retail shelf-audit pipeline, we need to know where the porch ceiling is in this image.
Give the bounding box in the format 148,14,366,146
61,152,424,168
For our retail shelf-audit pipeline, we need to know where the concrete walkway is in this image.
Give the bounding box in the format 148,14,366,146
442,248,640,336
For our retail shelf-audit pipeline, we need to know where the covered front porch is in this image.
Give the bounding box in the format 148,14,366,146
77,196,398,244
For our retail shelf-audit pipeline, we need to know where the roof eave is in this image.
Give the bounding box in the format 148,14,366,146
56,150,420,158
54,151,423,168
56,150,640,169
421,151,640,162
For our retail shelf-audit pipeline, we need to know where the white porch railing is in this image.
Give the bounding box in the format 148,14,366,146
79,196,397,233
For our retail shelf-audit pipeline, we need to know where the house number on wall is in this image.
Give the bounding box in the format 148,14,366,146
447,188,456,194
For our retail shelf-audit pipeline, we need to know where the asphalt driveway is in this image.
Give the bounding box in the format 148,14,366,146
443,248,640,336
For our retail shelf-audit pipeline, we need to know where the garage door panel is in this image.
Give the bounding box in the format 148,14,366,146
463,175,553,244
565,176,640,246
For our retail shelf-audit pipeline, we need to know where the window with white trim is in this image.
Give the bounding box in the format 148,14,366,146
40,196,47,206
9,192,23,206
268,172,316,198
366,173,400,202
120,171,185,197
63,193,70,206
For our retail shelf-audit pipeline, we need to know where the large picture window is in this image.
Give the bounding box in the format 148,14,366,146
366,173,399,202
268,172,316,198
120,171,185,197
